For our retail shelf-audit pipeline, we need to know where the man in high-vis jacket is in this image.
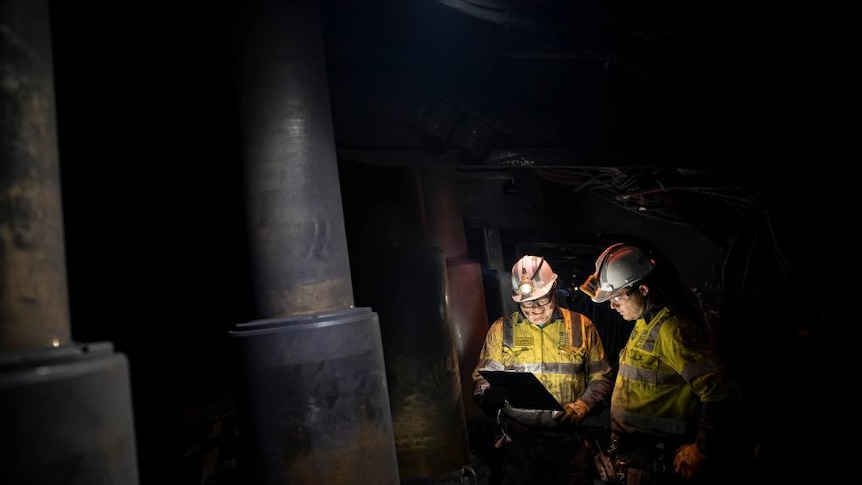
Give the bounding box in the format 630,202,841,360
580,243,746,485
473,255,613,485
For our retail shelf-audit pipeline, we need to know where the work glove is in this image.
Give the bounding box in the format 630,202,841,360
473,377,504,417
553,399,590,426
673,443,707,479
501,402,560,428
473,377,491,396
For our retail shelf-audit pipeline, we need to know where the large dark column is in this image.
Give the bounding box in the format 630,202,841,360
0,0,138,483
230,2,399,484
341,163,471,481
353,245,471,481
421,167,490,421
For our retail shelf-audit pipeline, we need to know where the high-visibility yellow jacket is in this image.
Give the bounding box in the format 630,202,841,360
612,305,742,444
473,307,613,410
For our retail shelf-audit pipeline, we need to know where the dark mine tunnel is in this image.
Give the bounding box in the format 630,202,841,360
1,1,836,485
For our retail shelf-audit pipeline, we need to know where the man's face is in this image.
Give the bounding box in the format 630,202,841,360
519,294,555,325
609,285,647,321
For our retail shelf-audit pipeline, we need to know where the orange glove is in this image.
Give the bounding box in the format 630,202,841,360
553,399,590,426
673,443,707,479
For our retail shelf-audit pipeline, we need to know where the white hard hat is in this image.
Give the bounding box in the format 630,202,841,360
580,243,655,303
511,255,558,302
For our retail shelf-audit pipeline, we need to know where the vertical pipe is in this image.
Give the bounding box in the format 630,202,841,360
341,163,470,480
235,0,353,317
0,0,69,351
230,1,399,484
353,246,470,480
0,0,138,483
420,167,490,420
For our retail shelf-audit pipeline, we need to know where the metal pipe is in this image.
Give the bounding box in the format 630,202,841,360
235,0,353,318
420,168,490,420
231,1,399,483
352,246,470,480
0,1,138,482
0,343,139,484
0,0,69,352
232,309,398,485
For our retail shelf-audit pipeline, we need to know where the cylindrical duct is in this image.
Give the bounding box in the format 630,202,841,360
443,258,489,420
0,2,139,484
420,168,490,420
232,1,399,484
0,343,138,484
0,0,70,351
231,309,399,485
353,246,470,480
236,0,354,318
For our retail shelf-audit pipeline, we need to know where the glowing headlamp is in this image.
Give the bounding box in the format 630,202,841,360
518,269,534,295
518,257,545,296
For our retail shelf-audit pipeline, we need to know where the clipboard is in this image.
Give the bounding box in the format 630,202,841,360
478,370,565,411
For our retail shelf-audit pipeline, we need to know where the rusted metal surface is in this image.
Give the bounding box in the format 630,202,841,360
0,0,70,352
235,0,354,319
1,4,139,485
445,260,490,420
0,343,139,484
353,246,470,480
233,2,399,483
420,168,490,421
232,309,400,485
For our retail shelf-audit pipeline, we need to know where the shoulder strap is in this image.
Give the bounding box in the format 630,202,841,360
502,313,514,349
561,308,583,348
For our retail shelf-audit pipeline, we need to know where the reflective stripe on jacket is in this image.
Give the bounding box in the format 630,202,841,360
611,305,742,438
473,307,612,410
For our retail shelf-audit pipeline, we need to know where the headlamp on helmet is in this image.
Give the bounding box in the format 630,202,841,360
580,243,655,303
511,255,558,303
578,273,598,299
517,258,544,296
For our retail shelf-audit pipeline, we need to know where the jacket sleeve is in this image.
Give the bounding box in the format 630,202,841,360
663,314,743,453
578,316,613,410
472,317,506,383
472,318,508,416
